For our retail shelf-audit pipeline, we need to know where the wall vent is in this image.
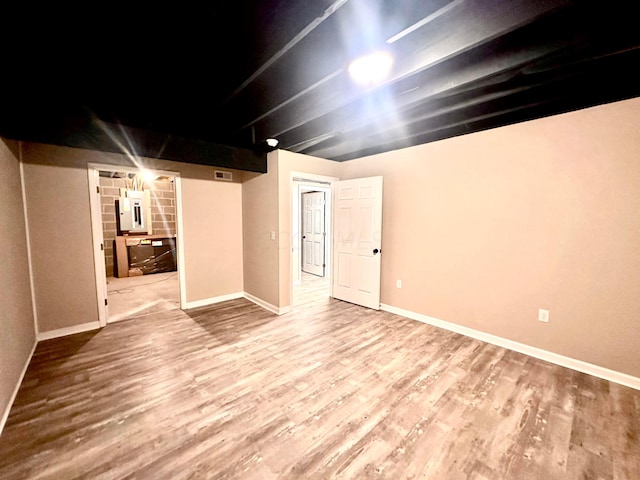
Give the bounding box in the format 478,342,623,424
214,170,233,181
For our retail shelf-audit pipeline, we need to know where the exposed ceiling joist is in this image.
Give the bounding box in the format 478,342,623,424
1,0,639,165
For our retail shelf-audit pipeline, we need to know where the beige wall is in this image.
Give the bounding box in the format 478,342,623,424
339,97,640,377
182,177,243,302
20,143,245,331
22,154,99,332
242,152,280,307
0,139,36,425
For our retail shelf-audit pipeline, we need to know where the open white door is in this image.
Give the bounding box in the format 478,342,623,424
332,176,383,310
302,191,326,276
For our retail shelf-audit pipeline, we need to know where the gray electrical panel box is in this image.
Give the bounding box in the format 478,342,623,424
118,190,148,233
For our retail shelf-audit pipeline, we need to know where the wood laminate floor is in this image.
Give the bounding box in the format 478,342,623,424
293,272,330,307
1,290,639,479
106,272,180,323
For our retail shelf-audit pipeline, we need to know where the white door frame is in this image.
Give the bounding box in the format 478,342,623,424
290,171,337,305
87,163,186,327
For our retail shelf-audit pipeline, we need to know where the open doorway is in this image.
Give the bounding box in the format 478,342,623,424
291,174,335,307
88,164,185,326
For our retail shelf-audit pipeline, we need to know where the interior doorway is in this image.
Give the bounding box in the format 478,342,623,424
291,174,335,307
88,164,186,326
291,174,384,311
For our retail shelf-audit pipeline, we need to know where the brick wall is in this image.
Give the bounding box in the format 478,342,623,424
99,176,176,277
148,180,177,237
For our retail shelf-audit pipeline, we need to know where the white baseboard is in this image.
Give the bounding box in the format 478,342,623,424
380,304,640,391
184,292,244,309
1,340,37,436
37,321,101,341
243,293,291,315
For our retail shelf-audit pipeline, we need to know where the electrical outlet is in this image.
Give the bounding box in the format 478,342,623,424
270,231,276,241
396,279,402,288
538,309,549,323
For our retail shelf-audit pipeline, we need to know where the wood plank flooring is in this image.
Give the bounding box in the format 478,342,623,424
106,271,180,323
293,272,330,306
1,294,639,479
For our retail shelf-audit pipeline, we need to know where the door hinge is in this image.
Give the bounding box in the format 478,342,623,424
97,186,100,194
104,298,108,306
100,243,104,251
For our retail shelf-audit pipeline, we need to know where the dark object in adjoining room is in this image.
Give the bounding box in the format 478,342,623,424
127,237,177,275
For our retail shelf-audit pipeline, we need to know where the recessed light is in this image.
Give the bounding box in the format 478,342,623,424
348,51,393,86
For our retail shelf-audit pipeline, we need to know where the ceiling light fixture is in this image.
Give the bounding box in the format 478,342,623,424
348,51,393,86
256,138,279,153
141,170,157,184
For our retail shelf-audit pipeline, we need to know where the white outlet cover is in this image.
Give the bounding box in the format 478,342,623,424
538,309,550,323
396,279,402,288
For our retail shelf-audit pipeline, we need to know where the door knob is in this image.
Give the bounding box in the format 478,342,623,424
373,248,379,255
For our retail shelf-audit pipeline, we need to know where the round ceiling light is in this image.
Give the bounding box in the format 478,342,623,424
141,170,157,183
266,138,279,148
348,51,393,86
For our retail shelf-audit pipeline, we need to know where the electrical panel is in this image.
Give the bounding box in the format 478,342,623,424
118,190,149,234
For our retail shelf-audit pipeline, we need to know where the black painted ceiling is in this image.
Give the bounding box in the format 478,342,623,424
2,0,640,171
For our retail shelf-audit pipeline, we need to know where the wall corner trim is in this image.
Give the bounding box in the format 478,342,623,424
37,322,101,342
0,340,37,436
19,159,39,336
184,292,244,310
243,293,291,315
380,304,640,391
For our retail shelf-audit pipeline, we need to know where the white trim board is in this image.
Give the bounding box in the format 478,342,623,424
19,152,39,337
173,176,187,311
243,293,291,315
164,291,291,314
0,340,37,436
37,322,101,341
184,292,244,310
87,166,108,327
380,304,640,391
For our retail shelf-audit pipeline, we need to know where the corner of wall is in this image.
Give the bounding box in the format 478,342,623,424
0,138,38,436
18,143,39,337
0,340,36,436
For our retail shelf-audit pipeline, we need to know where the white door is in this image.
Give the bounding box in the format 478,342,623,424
302,191,326,276
332,176,383,310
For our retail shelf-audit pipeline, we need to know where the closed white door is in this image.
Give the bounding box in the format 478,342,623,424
302,191,326,276
332,176,383,310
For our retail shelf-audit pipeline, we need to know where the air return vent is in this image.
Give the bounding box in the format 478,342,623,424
214,170,232,181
